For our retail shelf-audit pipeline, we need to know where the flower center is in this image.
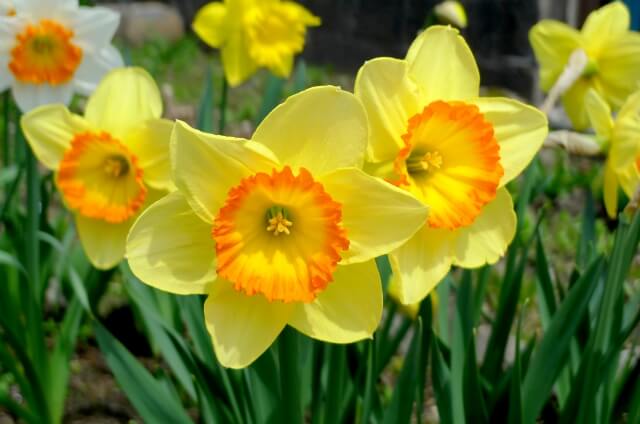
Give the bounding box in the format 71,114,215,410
391,101,503,230
57,132,147,223
9,19,83,85
213,166,349,303
243,3,320,70
266,206,293,236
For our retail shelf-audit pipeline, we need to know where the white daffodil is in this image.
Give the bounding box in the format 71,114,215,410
0,0,123,112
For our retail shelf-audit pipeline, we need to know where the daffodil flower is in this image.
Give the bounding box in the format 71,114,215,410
355,26,548,304
530,2,640,130
0,0,123,112
585,89,640,218
126,86,429,368
192,0,320,86
21,68,174,269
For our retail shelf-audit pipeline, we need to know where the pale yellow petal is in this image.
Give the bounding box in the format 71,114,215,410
582,2,630,55
529,20,582,91
76,214,130,270
596,33,640,109
406,25,480,103
604,159,619,219
617,163,640,197
204,281,293,369
584,89,613,139
252,86,368,175
452,188,516,268
319,168,428,264
354,57,421,162
192,2,229,48
171,120,279,223
126,191,216,295
388,225,455,304
562,78,591,131
289,261,382,343
221,32,258,87
473,97,548,187
85,67,162,139
20,104,92,170
126,119,174,191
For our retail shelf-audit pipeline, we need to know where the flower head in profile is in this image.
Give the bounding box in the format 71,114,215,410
192,0,320,87
585,89,640,218
434,1,467,29
21,68,174,269
355,26,547,304
530,2,640,130
0,0,123,112
126,87,428,368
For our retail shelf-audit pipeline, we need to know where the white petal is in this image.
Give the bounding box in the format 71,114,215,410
73,45,124,96
12,83,73,112
71,7,120,51
0,54,14,91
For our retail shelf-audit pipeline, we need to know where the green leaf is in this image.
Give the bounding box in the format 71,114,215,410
94,321,193,424
521,257,605,423
0,249,26,276
431,334,453,424
197,62,215,132
507,303,525,424
278,328,302,424
382,318,424,424
255,75,286,126
463,330,488,424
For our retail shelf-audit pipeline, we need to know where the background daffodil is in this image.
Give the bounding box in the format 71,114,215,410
192,0,320,86
585,89,640,218
126,86,429,368
530,2,640,130
0,0,123,112
355,26,548,304
21,67,174,269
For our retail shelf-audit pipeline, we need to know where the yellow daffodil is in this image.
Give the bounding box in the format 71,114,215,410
0,0,123,112
434,1,467,29
126,86,429,368
585,89,640,218
21,68,174,269
354,26,547,304
192,0,320,86
530,2,640,130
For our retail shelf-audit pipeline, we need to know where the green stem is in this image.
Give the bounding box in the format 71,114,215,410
279,327,302,423
25,143,40,295
219,77,228,134
2,92,10,171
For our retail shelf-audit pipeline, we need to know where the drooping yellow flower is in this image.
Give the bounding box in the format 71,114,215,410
355,26,547,304
192,0,320,86
585,89,640,218
530,2,640,130
434,1,467,28
21,68,174,269
126,86,429,368
0,0,123,112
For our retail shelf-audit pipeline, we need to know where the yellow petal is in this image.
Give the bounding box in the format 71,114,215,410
126,119,174,191
617,163,640,197
562,78,591,131
472,97,548,187
452,188,516,267
204,281,294,369
221,32,258,87
584,89,613,139
252,86,368,176
612,90,640,170
289,261,382,343
126,191,216,295
354,57,421,162
319,168,428,264
171,120,279,223
76,214,130,270
85,67,162,139
529,20,582,91
406,25,480,103
192,2,229,48
20,104,92,170
596,33,640,109
604,159,619,219
582,2,630,55
388,225,455,304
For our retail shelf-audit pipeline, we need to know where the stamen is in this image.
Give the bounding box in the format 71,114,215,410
103,155,130,178
266,206,293,236
406,151,443,173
